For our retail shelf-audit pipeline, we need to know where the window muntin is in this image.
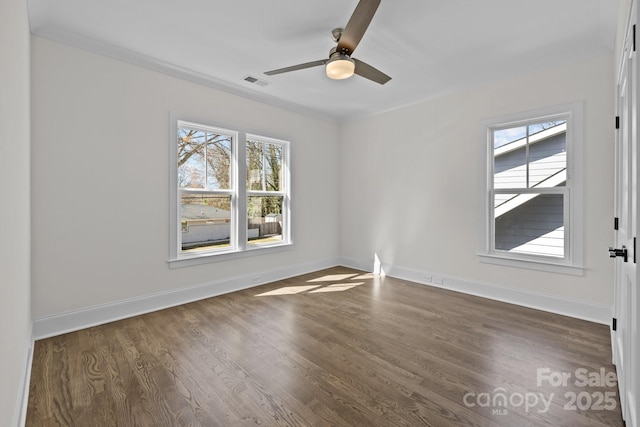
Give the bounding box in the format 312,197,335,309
486,111,577,267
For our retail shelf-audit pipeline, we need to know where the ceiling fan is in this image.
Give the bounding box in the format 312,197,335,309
264,0,391,85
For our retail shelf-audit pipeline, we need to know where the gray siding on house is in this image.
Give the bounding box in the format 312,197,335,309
494,193,564,257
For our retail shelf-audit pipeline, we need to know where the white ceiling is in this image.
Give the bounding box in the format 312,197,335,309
28,0,620,120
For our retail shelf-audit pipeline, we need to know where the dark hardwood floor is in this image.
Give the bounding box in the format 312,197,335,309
26,267,624,426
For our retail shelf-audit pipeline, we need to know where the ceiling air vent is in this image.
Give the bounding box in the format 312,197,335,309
243,75,269,87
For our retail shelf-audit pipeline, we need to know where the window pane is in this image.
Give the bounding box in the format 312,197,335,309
494,193,564,258
246,140,283,192
264,143,283,192
527,121,567,188
247,196,283,245
246,140,263,190
181,193,231,252
178,129,206,189
494,126,526,149
493,126,527,189
206,133,232,190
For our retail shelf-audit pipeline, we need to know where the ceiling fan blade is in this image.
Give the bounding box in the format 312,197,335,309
353,58,391,85
264,60,327,76
337,0,381,55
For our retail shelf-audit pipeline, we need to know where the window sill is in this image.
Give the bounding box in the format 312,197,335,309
478,253,585,276
169,242,293,269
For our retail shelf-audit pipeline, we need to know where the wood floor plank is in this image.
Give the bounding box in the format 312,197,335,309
26,267,624,426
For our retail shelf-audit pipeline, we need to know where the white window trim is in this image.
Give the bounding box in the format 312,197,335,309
477,102,585,276
168,115,292,269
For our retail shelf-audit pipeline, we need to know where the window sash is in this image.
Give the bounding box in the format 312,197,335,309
177,124,234,191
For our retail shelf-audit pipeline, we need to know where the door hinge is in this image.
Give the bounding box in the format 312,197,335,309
614,217,619,230
613,318,617,331
635,237,637,264
616,116,620,129
634,24,637,51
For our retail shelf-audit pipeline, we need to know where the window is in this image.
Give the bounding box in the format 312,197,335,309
170,119,290,267
479,103,584,275
246,136,287,246
177,124,236,254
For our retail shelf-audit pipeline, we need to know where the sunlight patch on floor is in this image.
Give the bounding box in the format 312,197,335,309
255,280,367,297
255,285,321,296
308,282,365,293
307,274,359,282
352,273,377,280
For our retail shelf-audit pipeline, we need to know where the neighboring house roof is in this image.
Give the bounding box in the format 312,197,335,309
181,204,230,220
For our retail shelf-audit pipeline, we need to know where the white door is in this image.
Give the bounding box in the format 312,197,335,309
613,4,639,425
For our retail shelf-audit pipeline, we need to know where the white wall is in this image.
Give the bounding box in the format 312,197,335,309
0,0,32,424
31,37,340,320
339,52,615,314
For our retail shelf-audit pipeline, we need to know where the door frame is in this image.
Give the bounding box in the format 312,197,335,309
613,1,639,425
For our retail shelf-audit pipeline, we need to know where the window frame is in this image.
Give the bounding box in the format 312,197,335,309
169,116,292,268
478,103,584,275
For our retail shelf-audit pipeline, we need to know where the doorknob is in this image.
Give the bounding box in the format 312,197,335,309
609,246,628,262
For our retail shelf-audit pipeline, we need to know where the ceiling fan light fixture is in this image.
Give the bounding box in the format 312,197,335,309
326,55,355,80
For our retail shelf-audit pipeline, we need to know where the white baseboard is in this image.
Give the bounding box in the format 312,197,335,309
14,332,33,427
626,394,637,427
339,256,611,324
32,257,340,340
